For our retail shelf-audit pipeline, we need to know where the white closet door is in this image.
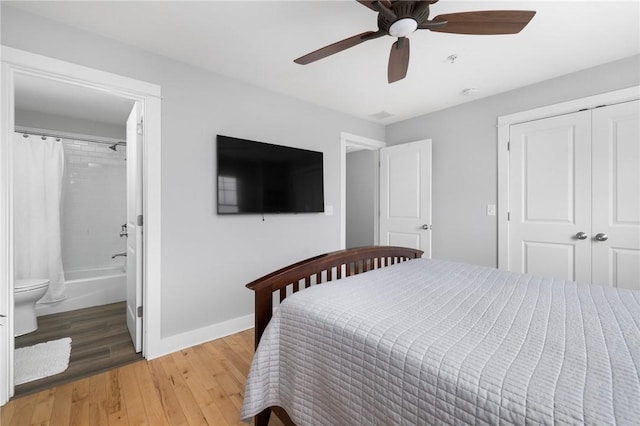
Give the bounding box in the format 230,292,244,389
508,110,592,282
592,100,640,290
379,139,432,257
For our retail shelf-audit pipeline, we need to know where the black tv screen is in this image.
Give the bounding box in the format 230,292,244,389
216,135,324,214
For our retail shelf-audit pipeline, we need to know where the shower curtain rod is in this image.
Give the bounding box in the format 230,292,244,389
15,127,126,146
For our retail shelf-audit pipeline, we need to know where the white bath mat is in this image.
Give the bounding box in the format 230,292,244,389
14,337,72,385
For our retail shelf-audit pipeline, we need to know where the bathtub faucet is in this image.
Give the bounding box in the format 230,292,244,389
111,252,127,259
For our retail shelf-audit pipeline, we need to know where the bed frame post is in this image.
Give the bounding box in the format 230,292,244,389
256,408,271,426
254,288,272,349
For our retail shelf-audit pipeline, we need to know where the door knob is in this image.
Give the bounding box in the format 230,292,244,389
575,232,588,240
421,224,430,230
594,233,608,241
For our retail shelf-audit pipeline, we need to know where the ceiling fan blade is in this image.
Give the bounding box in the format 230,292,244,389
356,0,392,11
294,31,384,65
388,37,410,83
430,10,536,35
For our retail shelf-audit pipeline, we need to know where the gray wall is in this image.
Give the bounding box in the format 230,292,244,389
1,6,385,338
346,150,377,248
387,54,640,267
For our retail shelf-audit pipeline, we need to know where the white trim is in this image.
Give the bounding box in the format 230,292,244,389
142,95,162,359
496,86,640,270
1,46,161,98
0,46,162,405
340,132,386,249
341,132,385,152
0,60,16,407
498,86,640,126
151,314,254,359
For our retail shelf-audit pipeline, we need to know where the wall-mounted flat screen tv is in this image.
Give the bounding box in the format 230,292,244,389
216,135,324,214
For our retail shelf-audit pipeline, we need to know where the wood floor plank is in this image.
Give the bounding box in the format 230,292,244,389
106,369,129,426
203,342,247,399
220,338,251,380
48,382,73,426
238,328,255,351
171,349,230,426
118,363,149,426
0,397,17,425
5,391,38,426
88,373,109,426
29,387,56,425
147,359,189,426
191,344,249,425
131,361,171,426
223,332,254,366
69,377,91,426
158,354,209,426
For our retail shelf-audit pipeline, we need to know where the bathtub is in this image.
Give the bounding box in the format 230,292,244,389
35,266,126,316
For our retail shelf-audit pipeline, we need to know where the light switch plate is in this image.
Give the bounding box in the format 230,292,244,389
486,204,496,216
325,205,333,216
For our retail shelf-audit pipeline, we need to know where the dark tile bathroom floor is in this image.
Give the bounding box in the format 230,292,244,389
13,301,143,398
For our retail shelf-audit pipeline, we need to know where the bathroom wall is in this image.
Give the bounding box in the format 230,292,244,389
61,138,126,273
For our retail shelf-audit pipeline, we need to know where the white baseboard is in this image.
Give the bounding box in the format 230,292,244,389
147,313,255,360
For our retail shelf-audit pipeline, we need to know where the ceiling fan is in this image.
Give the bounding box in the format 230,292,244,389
294,0,536,83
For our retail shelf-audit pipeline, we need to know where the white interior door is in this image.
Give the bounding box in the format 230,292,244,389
126,103,143,352
592,100,640,289
508,110,592,282
379,139,432,257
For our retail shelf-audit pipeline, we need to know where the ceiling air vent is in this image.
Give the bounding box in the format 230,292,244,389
370,111,394,120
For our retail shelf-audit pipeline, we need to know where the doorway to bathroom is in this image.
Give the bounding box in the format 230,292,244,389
11,75,141,396
0,46,162,405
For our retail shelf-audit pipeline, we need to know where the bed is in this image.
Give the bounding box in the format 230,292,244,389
241,246,640,426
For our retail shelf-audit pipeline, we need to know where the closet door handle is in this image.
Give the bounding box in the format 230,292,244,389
594,233,608,242
575,232,588,240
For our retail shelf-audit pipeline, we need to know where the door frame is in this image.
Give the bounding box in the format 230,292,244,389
0,46,162,405
496,86,639,270
340,132,386,249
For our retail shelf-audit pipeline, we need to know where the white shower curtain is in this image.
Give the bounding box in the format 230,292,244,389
13,132,66,303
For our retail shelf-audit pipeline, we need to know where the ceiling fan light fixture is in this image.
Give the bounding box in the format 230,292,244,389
388,18,418,37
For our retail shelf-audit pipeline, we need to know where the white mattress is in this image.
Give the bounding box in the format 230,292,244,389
241,259,640,425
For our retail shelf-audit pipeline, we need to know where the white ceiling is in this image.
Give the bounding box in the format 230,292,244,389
7,0,640,124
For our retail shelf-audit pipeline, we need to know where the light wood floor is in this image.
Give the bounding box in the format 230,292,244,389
1,328,285,426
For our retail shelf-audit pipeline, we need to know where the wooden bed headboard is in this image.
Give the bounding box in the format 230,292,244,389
246,245,424,349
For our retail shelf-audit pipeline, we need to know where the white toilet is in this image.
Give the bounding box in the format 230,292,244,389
14,278,49,337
